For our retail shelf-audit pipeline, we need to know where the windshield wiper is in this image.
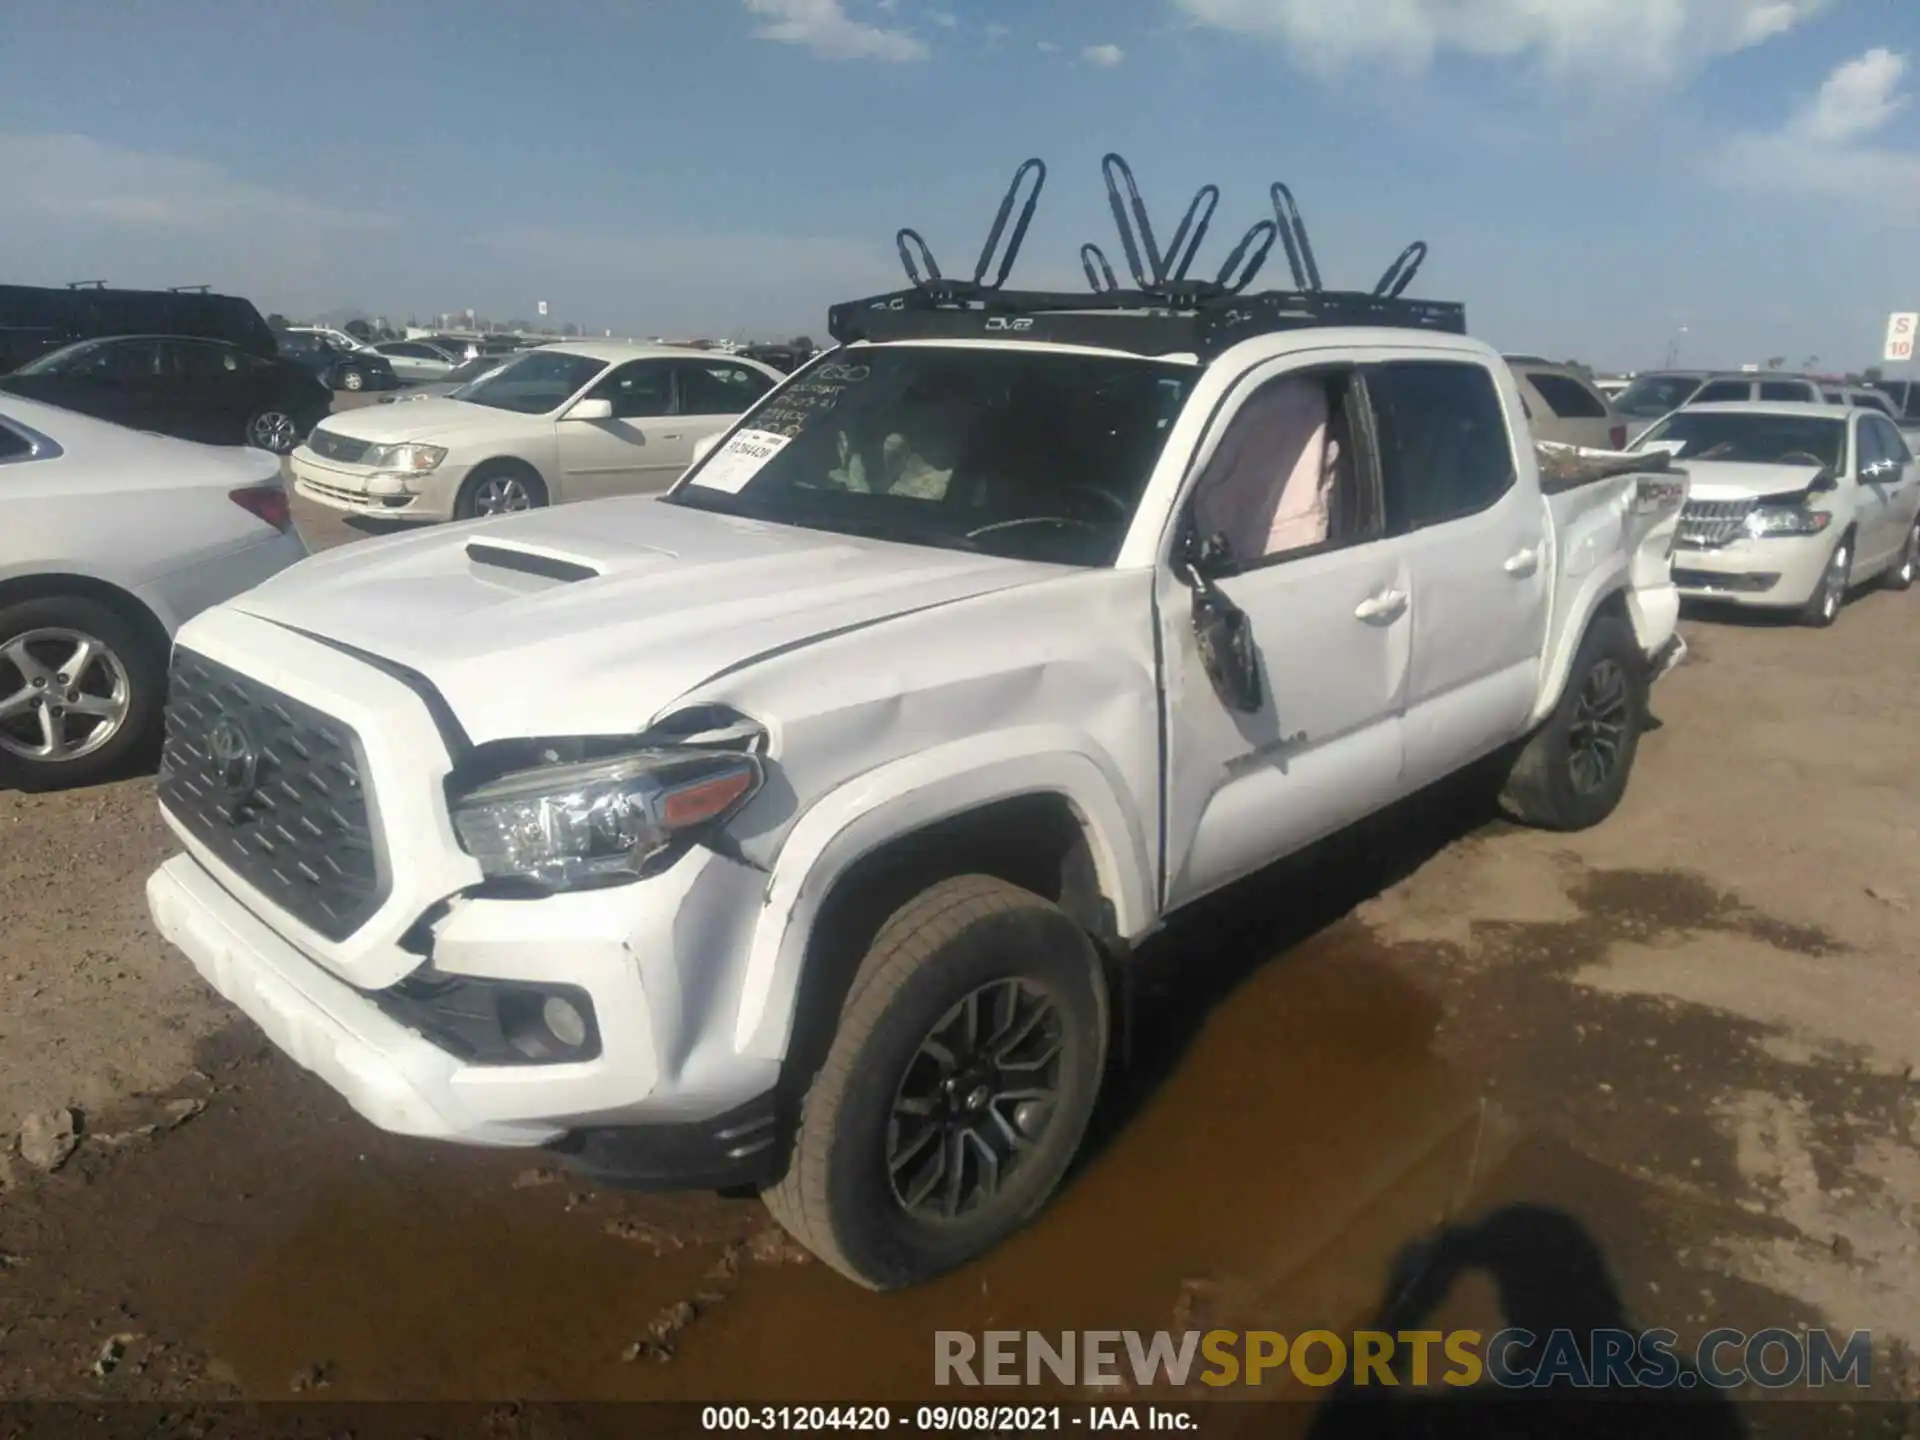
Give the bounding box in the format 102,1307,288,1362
787,511,983,554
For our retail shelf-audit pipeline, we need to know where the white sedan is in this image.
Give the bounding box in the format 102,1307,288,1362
0,395,308,790
1637,402,1920,626
289,342,784,522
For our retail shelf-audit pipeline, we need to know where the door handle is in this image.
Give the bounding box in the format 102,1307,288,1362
1354,588,1408,622
1504,547,1540,577
660,432,683,441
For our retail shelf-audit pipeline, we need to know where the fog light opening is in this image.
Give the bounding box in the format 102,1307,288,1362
498,987,598,1062
542,994,589,1049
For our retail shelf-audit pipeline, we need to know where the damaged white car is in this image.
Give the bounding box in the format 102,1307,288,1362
1637,402,1920,625
145,159,1689,1288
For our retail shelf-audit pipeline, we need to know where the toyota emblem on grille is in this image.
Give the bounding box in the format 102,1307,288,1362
206,715,259,802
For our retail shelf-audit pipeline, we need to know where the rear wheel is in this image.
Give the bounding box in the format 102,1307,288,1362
1881,521,1918,592
338,368,366,393
1800,537,1851,627
1499,613,1647,832
454,462,548,520
0,596,166,792
762,875,1109,1290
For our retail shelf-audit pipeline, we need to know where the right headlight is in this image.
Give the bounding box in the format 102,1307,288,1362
450,748,763,891
1744,506,1832,538
362,442,447,473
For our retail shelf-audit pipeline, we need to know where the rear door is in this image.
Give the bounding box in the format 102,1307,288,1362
1159,359,1412,909
555,358,680,500
1369,359,1550,793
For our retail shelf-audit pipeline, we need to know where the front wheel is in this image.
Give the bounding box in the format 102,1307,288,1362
0,596,166,792
762,875,1109,1290
1799,536,1851,627
338,368,365,393
454,463,548,520
1499,613,1648,832
1881,521,1918,592
245,407,299,454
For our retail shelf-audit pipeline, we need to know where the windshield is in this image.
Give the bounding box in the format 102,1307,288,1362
1634,411,1846,470
11,338,111,377
449,349,606,413
1612,374,1703,418
664,345,1196,567
444,354,508,384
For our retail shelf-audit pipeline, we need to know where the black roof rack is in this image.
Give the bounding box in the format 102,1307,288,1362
827,154,1465,360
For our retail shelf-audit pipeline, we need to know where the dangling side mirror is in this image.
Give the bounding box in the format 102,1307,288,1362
1177,530,1262,714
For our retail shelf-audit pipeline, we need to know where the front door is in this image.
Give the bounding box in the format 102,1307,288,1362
1160,362,1412,910
1855,415,1911,569
1367,359,1550,791
556,359,685,501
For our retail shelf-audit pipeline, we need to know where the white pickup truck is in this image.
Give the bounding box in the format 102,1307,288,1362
144,253,1688,1289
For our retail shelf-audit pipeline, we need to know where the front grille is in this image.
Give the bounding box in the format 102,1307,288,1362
1678,498,1754,549
308,427,371,465
159,649,389,942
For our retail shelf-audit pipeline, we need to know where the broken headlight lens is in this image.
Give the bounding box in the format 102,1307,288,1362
450,749,762,890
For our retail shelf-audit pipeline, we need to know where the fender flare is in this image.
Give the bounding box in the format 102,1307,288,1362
731,726,1156,1061
1530,552,1634,729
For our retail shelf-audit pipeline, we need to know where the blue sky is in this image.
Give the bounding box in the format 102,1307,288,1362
2,0,1917,370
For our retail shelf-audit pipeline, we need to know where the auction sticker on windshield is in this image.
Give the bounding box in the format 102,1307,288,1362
690,429,792,494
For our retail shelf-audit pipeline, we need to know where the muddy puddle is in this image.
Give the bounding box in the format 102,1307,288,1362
0,842,1874,1428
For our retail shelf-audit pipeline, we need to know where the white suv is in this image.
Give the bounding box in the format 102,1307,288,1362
145,168,1689,1289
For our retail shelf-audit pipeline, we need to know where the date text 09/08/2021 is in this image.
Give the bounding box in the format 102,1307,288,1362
700,1406,1195,1432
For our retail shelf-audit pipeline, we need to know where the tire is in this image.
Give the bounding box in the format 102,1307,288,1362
339,368,365,393
1881,520,1918,592
244,407,299,454
454,462,548,520
1799,535,1851,627
0,595,166,793
1498,613,1647,833
762,875,1110,1290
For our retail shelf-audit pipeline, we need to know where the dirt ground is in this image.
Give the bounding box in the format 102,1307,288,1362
1,476,1918,1433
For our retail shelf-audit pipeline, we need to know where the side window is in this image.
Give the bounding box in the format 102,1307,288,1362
169,341,241,379
1857,392,1896,418
1854,419,1887,474
676,361,774,416
1189,368,1372,570
95,340,163,380
1692,380,1751,403
0,424,32,461
1759,380,1809,402
1369,361,1516,533
589,360,674,419
1823,391,1844,404
1525,372,1609,418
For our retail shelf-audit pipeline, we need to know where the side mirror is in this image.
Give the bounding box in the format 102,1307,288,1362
1177,530,1262,714
691,434,720,466
563,397,614,422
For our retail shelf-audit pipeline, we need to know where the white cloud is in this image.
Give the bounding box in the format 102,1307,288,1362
930,9,958,28
1082,42,1126,67
984,21,1011,38
1170,0,1831,86
1720,47,1920,221
742,0,929,61
1036,39,1060,53
1790,46,1910,143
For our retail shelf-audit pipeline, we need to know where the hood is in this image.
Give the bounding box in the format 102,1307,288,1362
230,499,1062,744
311,395,506,444
1667,459,1829,504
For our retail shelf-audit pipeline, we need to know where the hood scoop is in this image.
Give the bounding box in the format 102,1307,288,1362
464,541,601,588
